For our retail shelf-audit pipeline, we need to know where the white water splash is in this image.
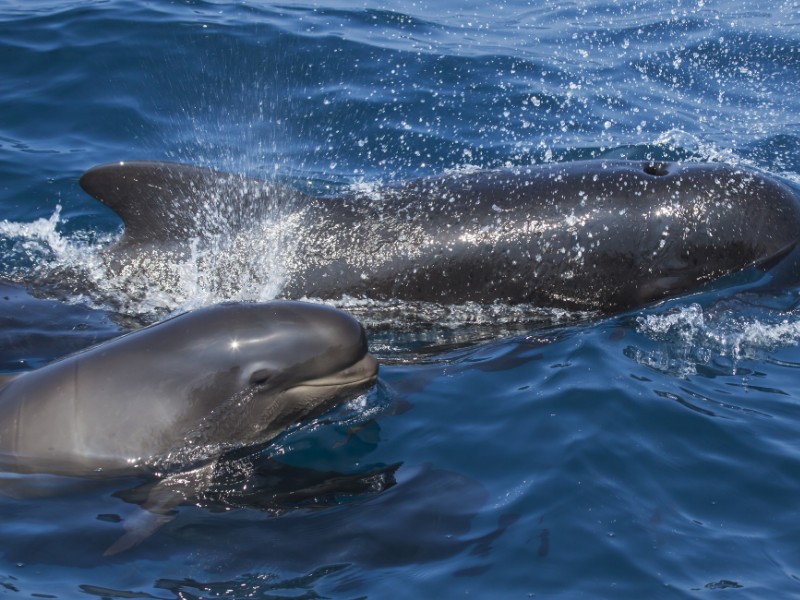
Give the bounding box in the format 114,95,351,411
0,207,100,269
652,129,741,164
652,128,800,187
0,200,303,320
633,302,800,377
319,295,588,331
0,207,113,296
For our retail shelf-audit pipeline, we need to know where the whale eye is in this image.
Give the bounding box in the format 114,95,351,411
248,369,273,386
643,162,669,177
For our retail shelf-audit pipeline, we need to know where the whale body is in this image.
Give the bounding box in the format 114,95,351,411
0,301,377,477
79,159,800,312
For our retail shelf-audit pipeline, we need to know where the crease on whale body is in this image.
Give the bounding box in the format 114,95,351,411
78,159,800,315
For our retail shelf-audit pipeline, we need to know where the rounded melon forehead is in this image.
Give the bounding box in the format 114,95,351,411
155,301,369,376
187,301,365,346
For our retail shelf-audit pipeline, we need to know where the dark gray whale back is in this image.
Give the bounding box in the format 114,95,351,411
80,160,800,312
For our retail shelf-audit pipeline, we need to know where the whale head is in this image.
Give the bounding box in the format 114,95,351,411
143,301,379,460
196,301,379,445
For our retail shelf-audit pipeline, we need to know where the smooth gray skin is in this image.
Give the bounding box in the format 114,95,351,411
0,301,377,477
79,159,800,312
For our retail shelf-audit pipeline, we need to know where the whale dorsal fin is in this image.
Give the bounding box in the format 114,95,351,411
79,161,303,247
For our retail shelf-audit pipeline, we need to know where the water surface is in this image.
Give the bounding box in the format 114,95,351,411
1,1,800,597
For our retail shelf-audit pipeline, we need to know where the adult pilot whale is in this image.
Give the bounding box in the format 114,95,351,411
79,159,800,312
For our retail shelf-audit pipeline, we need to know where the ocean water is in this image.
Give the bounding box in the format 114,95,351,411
1,0,800,597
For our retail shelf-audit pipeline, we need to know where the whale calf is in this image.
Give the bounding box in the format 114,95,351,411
79,159,800,312
0,301,377,477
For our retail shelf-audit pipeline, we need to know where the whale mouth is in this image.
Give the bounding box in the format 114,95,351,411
290,353,379,391
277,353,379,426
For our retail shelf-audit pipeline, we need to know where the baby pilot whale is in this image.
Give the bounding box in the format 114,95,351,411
79,159,800,313
0,301,378,477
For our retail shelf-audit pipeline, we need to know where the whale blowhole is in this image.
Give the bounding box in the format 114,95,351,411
643,162,670,176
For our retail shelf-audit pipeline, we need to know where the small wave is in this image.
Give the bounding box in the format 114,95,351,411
631,301,800,377
0,206,85,269
0,206,114,295
653,129,743,165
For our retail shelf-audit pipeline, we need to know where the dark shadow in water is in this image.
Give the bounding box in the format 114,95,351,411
3,460,504,584
69,464,504,600
113,457,401,514
81,565,350,599
158,463,493,569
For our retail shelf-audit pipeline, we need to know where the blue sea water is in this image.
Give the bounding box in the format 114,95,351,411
2,0,800,597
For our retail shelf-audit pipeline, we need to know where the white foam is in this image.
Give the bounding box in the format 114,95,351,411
0,193,303,319
0,206,114,289
93,212,301,317
634,302,800,376
311,295,590,331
